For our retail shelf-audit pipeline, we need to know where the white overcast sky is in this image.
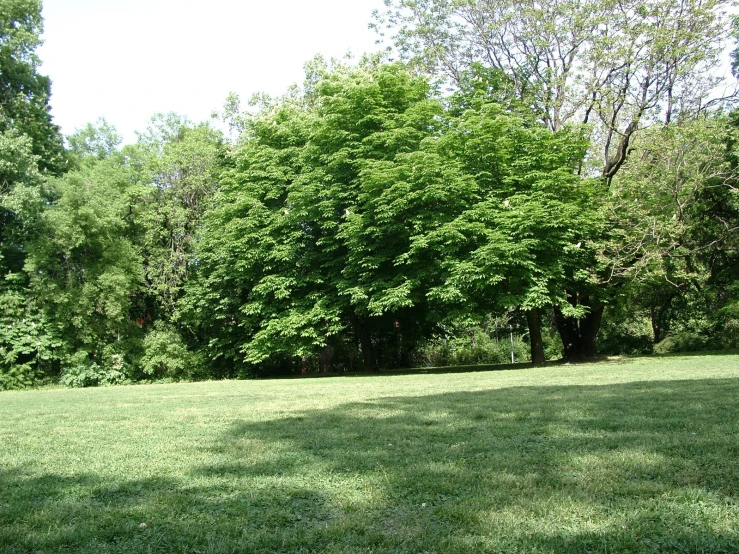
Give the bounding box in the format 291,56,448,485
38,0,387,144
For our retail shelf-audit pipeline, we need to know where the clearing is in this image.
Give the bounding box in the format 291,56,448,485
1,353,738,553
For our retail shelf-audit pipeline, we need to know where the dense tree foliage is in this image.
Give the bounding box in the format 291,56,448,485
0,1,737,388
375,0,737,358
0,0,65,173
183,63,473,373
0,0,66,389
420,69,599,363
598,118,739,352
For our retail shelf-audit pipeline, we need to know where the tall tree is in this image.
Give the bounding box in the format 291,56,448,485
417,68,597,364
130,114,223,316
23,156,144,385
375,0,734,357
602,117,739,346
0,0,66,282
0,0,67,388
0,127,54,389
0,0,66,174
67,118,122,165
185,62,475,373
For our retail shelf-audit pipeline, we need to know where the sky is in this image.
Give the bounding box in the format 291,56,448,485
38,0,387,144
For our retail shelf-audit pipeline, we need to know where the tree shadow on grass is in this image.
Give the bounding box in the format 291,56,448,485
650,349,739,358
203,378,739,553
0,466,337,554
2,378,738,553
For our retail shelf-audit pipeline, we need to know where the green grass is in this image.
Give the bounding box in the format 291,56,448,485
2,354,739,553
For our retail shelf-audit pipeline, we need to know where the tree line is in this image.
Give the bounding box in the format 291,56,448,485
1,0,738,388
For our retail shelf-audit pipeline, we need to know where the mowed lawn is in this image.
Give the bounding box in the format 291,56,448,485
2,355,739,553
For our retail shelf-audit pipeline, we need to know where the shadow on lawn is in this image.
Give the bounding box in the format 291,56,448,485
208,378,739,553
651,349,739,358
2,378,739,553
0,465,336,554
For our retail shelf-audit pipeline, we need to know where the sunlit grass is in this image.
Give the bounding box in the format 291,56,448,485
2,353,739,553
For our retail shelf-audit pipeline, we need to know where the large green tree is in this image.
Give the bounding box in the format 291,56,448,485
0,127,55,389
416,68,598,363
0,0,66,282
375,0,734,357
0,0,68,388
185,62,476,373
130,114,223,316
23,156,144,385
2,113,223,387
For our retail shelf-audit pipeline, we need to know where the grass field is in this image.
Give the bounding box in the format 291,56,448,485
2,354,739,553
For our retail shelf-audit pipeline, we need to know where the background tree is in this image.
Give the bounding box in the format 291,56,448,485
129,114,223,316
600,117,739,351
0,128,57,389
0,0,65,283
23,155,144,386
66,117,122,165
0,0,66,174
374,0,735,357
416,68,598,363
0,0,67,388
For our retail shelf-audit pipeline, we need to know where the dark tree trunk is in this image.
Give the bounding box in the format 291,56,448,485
553,305,580,359
350,313,376,372
649,296,676,345
318,343,335,373
553,294,603,360
526,309,546,365
579,304,603,357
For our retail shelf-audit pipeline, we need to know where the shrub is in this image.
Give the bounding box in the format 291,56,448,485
417,328,531,367
0,362,37,391
715,296,739,349
141,322,202,380
653,332,709,354
0,291,61,389
60,350,129,387
543,332,563,361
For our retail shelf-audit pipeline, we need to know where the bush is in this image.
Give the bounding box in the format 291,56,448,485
0,291,60,390
60,350,129,387
653,332,709,354
417,328,531,367
0,362,37,391
141,322,203,380
715,297,739,349
543,332,563,361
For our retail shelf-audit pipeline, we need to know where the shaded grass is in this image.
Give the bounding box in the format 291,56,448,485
1,353,739,553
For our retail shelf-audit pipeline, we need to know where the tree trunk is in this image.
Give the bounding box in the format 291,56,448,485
553,306,580,359
318,343,335,373
650,306,662,344
526,309,546,365
350,313,376,372
579,304,603,357
553,294,603,360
